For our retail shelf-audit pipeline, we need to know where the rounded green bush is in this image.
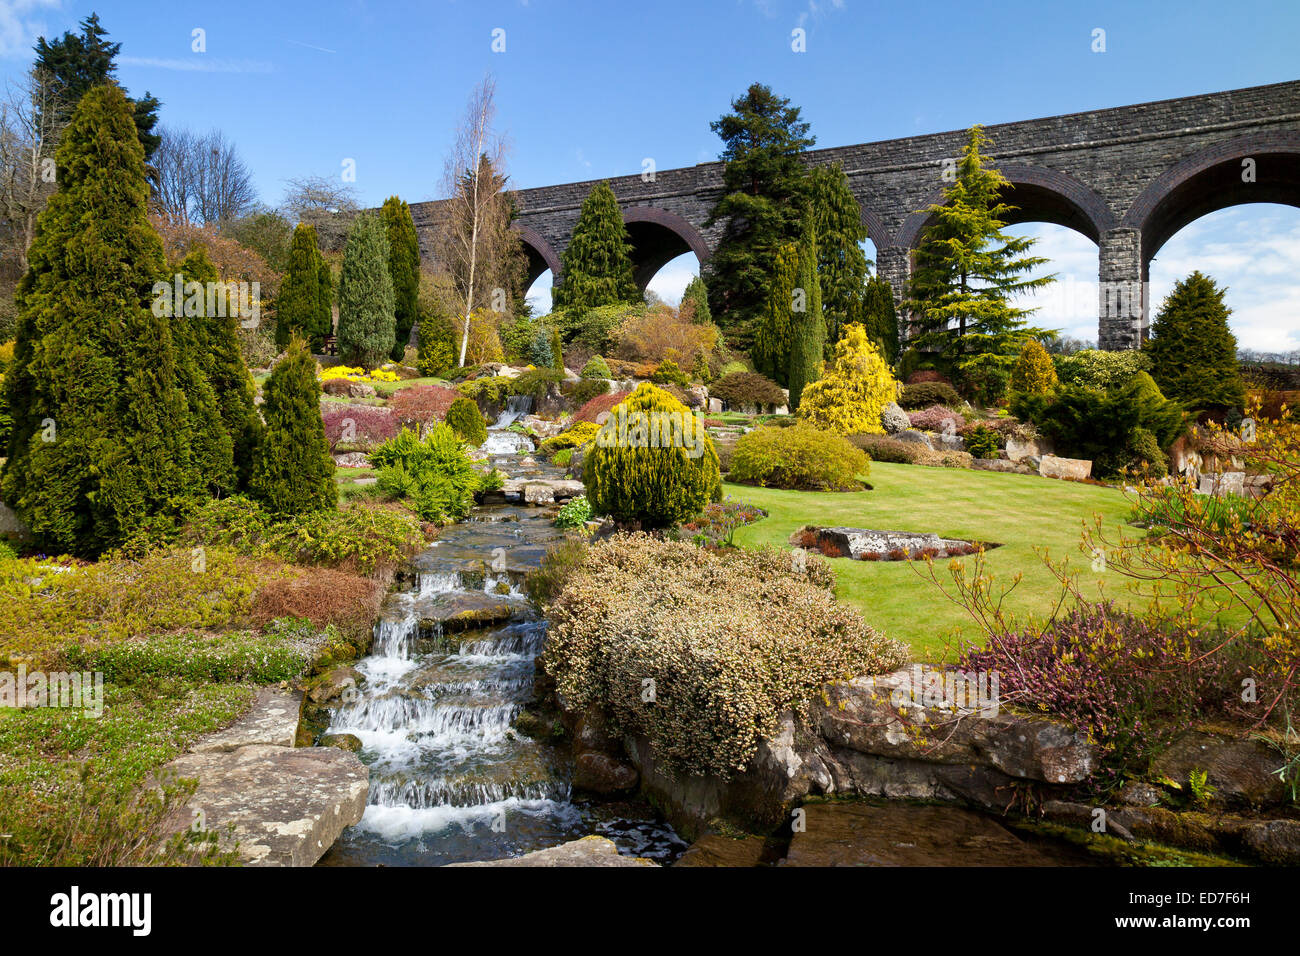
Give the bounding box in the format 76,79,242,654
583,382,721,528
899,381,963,410
729,423,870,491
581,355,611,379
445,396,488,446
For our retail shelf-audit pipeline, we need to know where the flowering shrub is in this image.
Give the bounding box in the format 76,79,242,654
908,404,963,433
541,534,906,779
729,424,870,491
677,499,767,547
318,364,401,384
321,406,398,452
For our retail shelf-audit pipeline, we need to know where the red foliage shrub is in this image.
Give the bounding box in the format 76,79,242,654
908,405,963,432
389,384,459,426
250,567,386,637
574,390,632,424
887,548,907,561
321,406,398,452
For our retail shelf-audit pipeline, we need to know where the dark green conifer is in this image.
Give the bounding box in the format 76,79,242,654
249,336,336,515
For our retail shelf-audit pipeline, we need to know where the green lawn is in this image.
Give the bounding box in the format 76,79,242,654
726,462,1136,661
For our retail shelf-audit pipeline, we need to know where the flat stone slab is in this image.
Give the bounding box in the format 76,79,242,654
780,802,1057,866
162,745,368,867
501,477,585,503
1039,454,1092,480
191,687,303,753
413,591,521,631
447,835,655,867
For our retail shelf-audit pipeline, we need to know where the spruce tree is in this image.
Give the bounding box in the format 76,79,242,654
337,214,396,368
381,196,420,361
177,245,264,488
809,164,869,345
902,125,1055,365
858,275,900,365
551,182,638,311
681,275,712,325
751,242,799,385
249,336,337,515
275,223,331,350
786,222,825,412
2,84,199,556
318,257,334,344
1145,271,1246,411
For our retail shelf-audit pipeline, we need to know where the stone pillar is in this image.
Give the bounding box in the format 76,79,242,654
1097,227,1147,350
875,245,912,344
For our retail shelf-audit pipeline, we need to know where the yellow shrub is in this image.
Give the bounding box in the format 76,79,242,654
797,324,898,435
1010,339,1058,395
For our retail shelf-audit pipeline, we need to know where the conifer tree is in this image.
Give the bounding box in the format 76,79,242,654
275,223,331,350
337,214,396,368
249,336,336,515
902,125,1055,365
681,275,712,325
857,275,900,365
551,181,638,311
1144,271,1246,411
2,84,199,555
751,242,799,385
786,222,825,411
381,196,420,361
809,164,869,345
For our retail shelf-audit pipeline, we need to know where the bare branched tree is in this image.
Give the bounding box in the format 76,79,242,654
151,125,258,226
0,67,69,276
280,174,359,253
437,75,524,367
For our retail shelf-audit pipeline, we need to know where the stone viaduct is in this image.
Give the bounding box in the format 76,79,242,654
409,79,1300,350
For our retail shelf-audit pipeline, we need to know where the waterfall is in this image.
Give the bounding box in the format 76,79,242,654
492,394,533,429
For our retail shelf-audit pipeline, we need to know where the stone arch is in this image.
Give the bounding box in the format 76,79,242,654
512,222,562,288
621,206,711,292
894,164,1114,250
1123,131,1300,263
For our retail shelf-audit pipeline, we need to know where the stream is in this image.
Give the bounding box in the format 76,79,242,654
317,422,687,866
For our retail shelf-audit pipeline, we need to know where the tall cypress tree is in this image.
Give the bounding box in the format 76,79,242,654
275,223,331,350
751,242,799,385
177,245,264,489
249,336,337,516
857,275,900,365
337,214,396,368
2,84,198,556
901,125,1055,364
551,181,638,311
809,164,869,346
787,221,825,411
1145,271,1246,411
380,196,420,361
681,275,712,325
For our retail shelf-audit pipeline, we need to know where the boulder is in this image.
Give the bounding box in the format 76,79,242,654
0,498,33,544
1005,436,1046,462
191,688,303,754
573,753,640,794
674,833,768,867
708,398,724,414
319,733,363,753
897,429,934,449
448,835,655,867
1039,454,1092,480
1149,730,1287,807
320,378,352,397
414,591,519,632
686,386,709,409
347,381,377,399
160,745,368,867
972,459,1034,474
1239,820,1300,865
934,433,966,452
1197,471,1246,497
304,666,364,705
333,451,370,468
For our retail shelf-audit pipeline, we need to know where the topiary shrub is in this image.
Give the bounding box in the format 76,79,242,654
581,355,611,379
540,534,907,780
729,424,870,491
370,424,487,523
899,380,963,410
1010,339,1058,395
797,323,897,435
445,396,488,446
880,401,910,435
848,433,925,464
583,383,721,528
708,370,786,410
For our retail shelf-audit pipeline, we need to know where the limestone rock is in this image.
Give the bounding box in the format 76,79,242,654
161,745,368,867
347,381,377,399
319,733,363,753
897,429,934,449
573,753,639,794
333,451,371,468
448,835,655,867
191,688,303,754
305,666,363,705
1149,730,1287,807
1039,455,1093,480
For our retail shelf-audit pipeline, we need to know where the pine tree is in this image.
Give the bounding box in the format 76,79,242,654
275,223,331,350
809,164,869,345
171,247,236,497
681,275,712,325
249,336,336,515
33,13,162,161
552,182,638,311
337,214,396,369
381,196,420,361
704,83,815,350
787,222,825,412
177,245,264,488
751,242,799,385
857,275,900,365
902,125,1055,366
2,84,199,556
1145,271,1246,411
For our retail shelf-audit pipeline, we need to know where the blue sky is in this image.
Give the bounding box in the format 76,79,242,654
2,0,1297,350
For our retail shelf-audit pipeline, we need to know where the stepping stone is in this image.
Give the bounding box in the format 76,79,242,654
191,687,303,753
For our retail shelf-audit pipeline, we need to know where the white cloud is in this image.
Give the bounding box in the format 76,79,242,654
0,0,60,58
117,56,273,73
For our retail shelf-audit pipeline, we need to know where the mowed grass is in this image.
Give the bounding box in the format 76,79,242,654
726,462,1136,661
